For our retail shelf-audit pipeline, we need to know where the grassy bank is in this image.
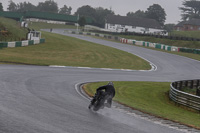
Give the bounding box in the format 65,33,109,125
171,30,200,39
84,81,200,129
0,17,28,41
0,31,151,70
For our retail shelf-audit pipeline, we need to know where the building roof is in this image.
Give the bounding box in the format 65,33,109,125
105,15,162,29
175,19,200,27
184,19,200,26
175,21,186,27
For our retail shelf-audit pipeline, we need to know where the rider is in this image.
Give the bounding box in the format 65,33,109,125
89,82,116,108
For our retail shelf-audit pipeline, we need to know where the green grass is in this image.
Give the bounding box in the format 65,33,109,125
88,33,200,61
0,31,151,70
84,81,200,129
0,17,28,41
171,30,200,39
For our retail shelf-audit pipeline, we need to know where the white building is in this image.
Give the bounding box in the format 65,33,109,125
105,15,167,35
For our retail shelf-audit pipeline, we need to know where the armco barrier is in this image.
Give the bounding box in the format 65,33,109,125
22,40,29,46
169,79,200,111
28,40,34,45
0,39,45,49
33,40,40,44
15,41,22,47
8,42,15,48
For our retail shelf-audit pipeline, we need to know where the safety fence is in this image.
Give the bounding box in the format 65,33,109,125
169,79,200,111
0,39,45,49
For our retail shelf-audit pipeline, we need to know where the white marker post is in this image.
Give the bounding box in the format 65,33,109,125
77,14,79,32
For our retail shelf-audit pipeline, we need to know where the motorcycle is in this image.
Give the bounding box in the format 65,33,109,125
88,91,108,111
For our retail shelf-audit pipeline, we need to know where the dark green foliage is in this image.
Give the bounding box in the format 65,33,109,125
95,7,114,27
127,10,146,18
179,0,200,21
7,0,17,11
0,2,3,11
145,4,166,26
59,5,72,15
126,4,166,26
37,0,58,13
164,24,175,32
78,16,86,27
16,2,36,12
75,5,114,27
7,0,60,13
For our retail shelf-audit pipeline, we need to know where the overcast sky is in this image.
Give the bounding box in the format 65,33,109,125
1,0,184,24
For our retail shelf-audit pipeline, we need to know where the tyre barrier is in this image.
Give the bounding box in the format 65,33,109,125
170,79,200,111
0,39,45,49
108,37,181,53
67,30,200,54
120,38,180,52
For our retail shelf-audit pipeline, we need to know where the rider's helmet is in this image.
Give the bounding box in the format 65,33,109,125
108,82,114,86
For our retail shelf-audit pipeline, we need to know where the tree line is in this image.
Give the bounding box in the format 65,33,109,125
0,0,200,28
5,0,72,15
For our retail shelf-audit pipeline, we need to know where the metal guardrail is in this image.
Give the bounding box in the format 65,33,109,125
169,79,200,111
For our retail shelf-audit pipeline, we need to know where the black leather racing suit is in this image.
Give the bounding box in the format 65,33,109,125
93,84,115,107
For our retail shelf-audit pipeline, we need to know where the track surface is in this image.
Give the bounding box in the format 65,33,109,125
0,29,199,133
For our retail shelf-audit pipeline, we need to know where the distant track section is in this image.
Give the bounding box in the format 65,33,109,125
0,11,93,24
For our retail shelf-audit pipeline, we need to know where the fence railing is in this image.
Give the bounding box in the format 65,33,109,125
169,79,200,111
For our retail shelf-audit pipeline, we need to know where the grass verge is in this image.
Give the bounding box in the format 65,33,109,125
83,81,200,129
0,31,151,70
171,30,200,39
0,17,28,41
86,33,200,61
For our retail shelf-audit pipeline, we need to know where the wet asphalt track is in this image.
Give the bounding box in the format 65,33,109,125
0,29,199,133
